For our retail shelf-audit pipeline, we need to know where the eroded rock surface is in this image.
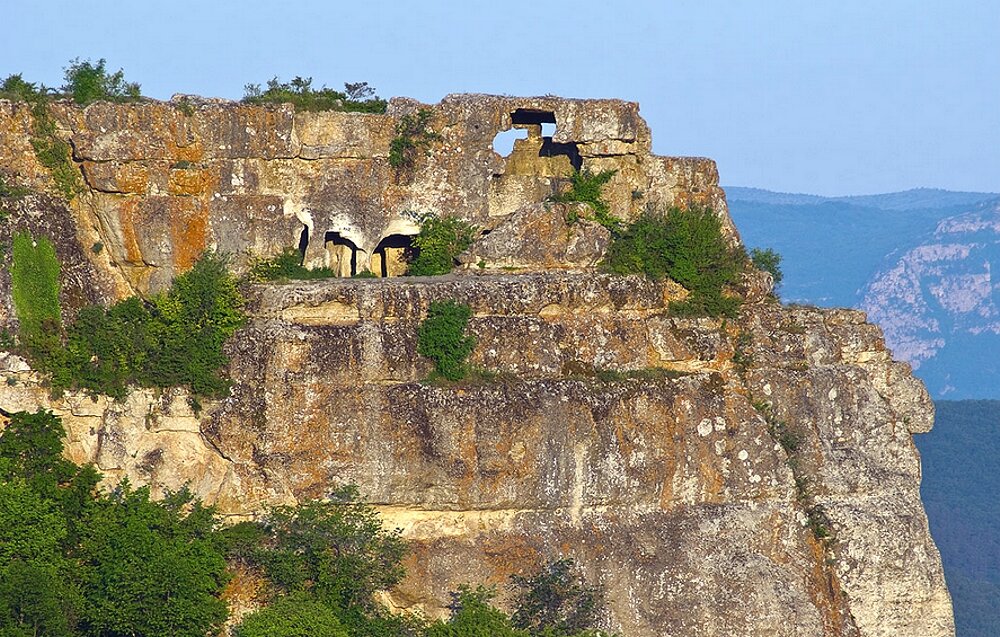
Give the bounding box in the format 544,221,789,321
0,94,952,636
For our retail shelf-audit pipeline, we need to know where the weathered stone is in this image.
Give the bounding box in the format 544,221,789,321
0,94,953,637
457,202,610,271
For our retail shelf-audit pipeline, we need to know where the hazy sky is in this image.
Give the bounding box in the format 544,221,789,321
2,0,996,195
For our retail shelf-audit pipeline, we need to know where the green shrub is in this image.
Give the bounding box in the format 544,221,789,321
29,252,245,400
550,169,620,231
407,214,478,276
248,248,335,282
0,73,43,102
235,594,348,637
750,247,783,289
61,58,141,105
389,108,440,170
510,559,609,637
10,232,62,356
603,206,745,317
75,483,228,637
0,173,30,199
243,76,386,114
249,485,407,610
0,411,229,636
418,301,476,381
426,586,527,637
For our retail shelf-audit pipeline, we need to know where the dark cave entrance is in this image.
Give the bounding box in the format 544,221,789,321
372,234,415,277
324,231,360,277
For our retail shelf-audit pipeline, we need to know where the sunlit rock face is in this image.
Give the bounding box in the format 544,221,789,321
0,94,729,294
0,94,952,636
862,201,1000,397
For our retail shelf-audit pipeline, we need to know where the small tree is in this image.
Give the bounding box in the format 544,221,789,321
389,109,440,170
426,586,527,637
511,559,608,636
62,58,141,105
407,214,478,276
75,484,229,637
418,301,476,381
550,169,620,231
603,206,745,317
750,247,783,289
235,594,348,637
250,485,408,611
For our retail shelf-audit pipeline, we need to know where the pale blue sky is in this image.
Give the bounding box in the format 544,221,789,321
2,0,997,195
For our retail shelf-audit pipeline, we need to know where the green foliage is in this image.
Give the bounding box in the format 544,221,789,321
390,109,441,169
248,485,407,610
175,96,196,116
0,480,66,564
10,232,62,357
1,72,84,199
0,411,228,636
243,76,386,113
235,593,348,637
75,483,228,637
61,58,141,105
0,560,77,637
27,252,246,400
551,169,620,231
603,206,745,318
418,301,476,381
426,586,527,637
0,74,43,101
407,214,478,276
750,247,783,289
510,559,608,636
248,248,335,282
4,59,140,198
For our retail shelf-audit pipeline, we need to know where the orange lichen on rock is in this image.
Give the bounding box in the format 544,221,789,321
169,197,209,270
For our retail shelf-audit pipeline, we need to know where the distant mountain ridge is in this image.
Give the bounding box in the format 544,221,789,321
726,186,1000,210
727,186,1000,399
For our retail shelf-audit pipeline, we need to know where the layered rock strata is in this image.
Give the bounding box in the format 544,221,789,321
0,95,952,636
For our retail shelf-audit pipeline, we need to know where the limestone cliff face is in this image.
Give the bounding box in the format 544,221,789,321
1,94,727,296
0,95,952,636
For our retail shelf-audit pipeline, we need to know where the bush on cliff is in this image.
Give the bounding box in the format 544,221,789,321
750,247,783,290
390,109,441,170
247,248,336,282
1,73,85,199
550,169,621,231
603,206,745,318
62,58,141,105
10,232,62,359
510,559,609,636
243,76,387,114
0,411,228,637
407,214,478,276
235,593,348,637
13,251,246,400
417,300,476,381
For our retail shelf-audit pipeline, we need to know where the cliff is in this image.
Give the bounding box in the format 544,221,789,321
0,94,953,636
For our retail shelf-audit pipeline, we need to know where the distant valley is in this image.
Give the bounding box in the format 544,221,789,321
728,186,1000,398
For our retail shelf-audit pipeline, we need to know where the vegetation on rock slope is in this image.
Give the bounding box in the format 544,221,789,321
9,244,245,400
243,76,387,113
0,410,615,637
603,206,747,317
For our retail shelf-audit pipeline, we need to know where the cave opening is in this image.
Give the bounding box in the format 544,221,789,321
372,234,415,278
324,231,360,277
297,225,310,263
504,109,582,172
